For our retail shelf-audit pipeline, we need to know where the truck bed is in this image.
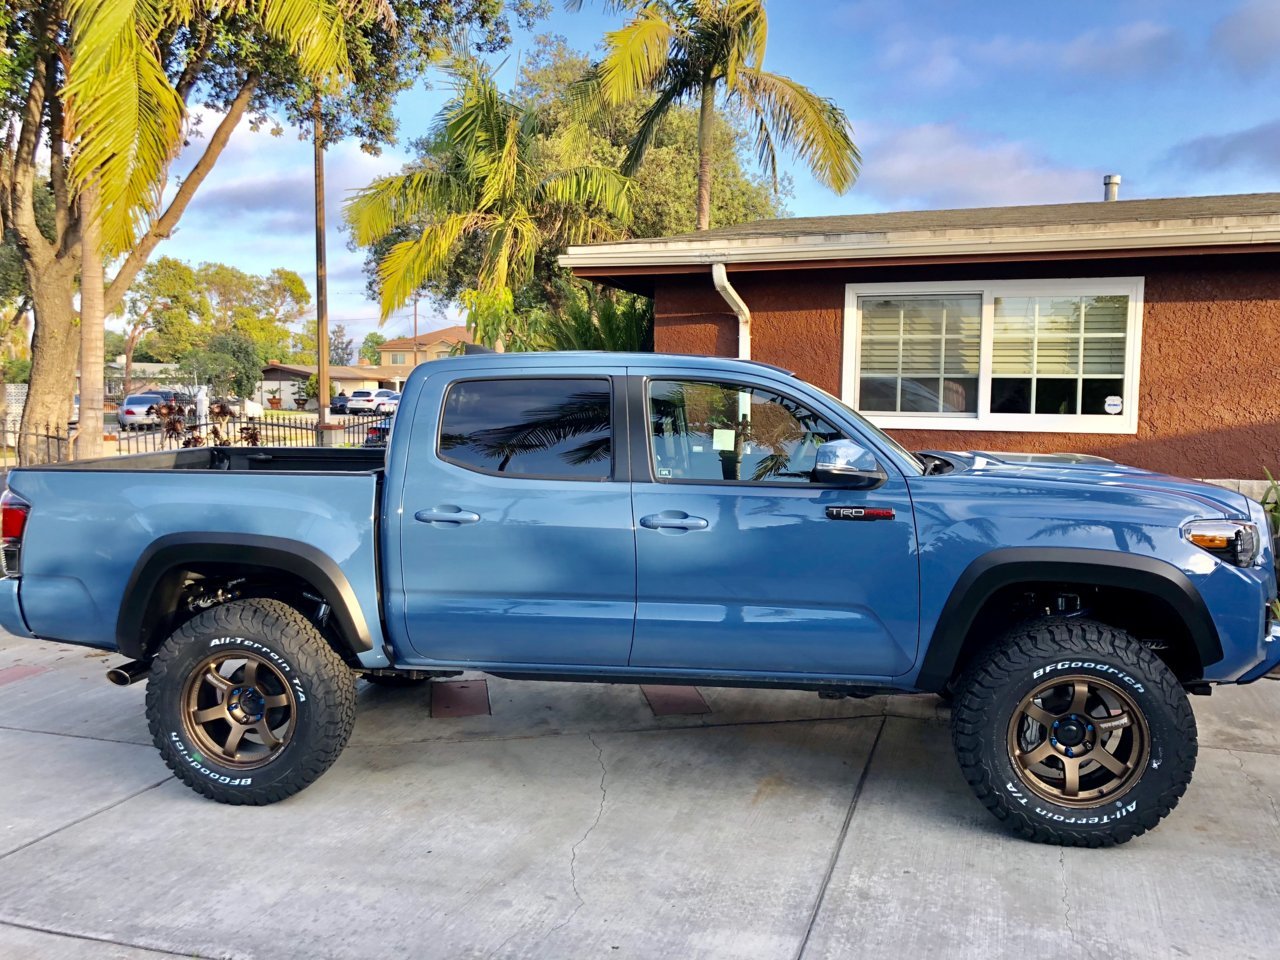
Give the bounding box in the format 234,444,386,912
30,446,386,473
3,450,385,657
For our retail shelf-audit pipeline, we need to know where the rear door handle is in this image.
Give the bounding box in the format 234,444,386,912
640,512,709,531
415,506,481,525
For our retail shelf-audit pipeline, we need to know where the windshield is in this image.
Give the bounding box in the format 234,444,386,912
808,383,925,476
352,391,371,398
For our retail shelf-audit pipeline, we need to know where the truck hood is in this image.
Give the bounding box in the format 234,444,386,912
923,450,1252,518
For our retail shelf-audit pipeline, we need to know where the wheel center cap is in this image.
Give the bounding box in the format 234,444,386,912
231,687,265,722
1056,718,1086,748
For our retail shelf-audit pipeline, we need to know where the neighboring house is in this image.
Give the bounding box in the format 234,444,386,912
377,324,473,366
258,360,413,408
561,188,1280,479
105,359,182,397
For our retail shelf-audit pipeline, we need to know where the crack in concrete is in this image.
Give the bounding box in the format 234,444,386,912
1059,851,1098,960
1227,748,1280,832
489,734,609,958
557,733,609,929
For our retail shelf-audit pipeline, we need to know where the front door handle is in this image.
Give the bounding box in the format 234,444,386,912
640,512,709,531
415,506,481,525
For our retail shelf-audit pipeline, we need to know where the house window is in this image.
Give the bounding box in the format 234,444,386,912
389,352,406,365
842,278,1143,434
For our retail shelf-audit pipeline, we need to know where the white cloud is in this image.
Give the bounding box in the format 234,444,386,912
154,110,414,334
1211,0,1280,78
873,19,1183,90
855,123,1102,209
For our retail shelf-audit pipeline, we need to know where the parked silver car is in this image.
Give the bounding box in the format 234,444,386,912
117,395,161,431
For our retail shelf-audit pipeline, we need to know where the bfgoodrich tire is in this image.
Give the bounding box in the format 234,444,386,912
951,618,1196,847
146,598,357,805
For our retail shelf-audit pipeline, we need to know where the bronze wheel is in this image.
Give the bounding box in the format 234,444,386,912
1006,673,1151,807
180,651,298,769
1006,674,1150,807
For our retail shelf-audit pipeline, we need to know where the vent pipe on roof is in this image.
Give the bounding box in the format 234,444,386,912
1103,174,1121,201
711,262,751,360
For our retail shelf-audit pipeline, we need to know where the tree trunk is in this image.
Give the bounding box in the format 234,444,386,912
695,78,717,231
19,262,80,464
78,183,105,458
123,341,135,397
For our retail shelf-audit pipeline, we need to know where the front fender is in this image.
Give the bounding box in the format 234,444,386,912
913,547,1222,692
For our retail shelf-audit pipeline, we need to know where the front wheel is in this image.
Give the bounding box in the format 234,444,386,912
951,618,1196,846
146,598,357,805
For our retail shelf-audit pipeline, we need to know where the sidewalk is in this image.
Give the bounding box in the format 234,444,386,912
0,631,1277,959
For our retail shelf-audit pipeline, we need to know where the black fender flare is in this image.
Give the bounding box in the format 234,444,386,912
914,547,1222,692
116,532,374,660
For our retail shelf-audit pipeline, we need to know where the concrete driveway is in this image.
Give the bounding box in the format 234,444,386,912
1,630,1277,960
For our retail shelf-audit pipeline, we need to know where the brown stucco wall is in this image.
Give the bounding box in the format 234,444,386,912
652,254,1280,478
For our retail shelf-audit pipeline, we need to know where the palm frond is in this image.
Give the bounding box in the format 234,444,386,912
63,0,186,255
376,212,479,316
620,77,684,176
344,167,466,244
246,0,352,82
597,8,676,106
537,166,632,222
719,0,767,88
734,67,860,193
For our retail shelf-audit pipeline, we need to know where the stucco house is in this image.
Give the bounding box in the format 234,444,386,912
560,188,1280,480
257,360,413,408
377,325,473,365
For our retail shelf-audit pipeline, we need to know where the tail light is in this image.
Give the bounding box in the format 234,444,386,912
123,407,135,416
1,490,30,577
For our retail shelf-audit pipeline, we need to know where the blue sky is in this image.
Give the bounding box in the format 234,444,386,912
153,0,1280,345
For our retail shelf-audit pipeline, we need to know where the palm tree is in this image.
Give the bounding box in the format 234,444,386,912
579,0,860,230
345,61,632,345
36,0,391,461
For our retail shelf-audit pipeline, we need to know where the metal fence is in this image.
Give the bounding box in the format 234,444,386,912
0,411,391,470
0,420,74,470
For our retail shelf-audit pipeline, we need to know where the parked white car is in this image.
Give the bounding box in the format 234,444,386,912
117,394,161,430
347,389,396,413
374,392,401,414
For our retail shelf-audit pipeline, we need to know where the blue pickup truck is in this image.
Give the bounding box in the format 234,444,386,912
1,352,1276,846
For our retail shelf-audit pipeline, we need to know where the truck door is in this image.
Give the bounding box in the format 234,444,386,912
396,370,635,666
627,372,919,679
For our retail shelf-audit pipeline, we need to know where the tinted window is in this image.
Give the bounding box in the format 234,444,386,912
352,391,372,398
439,378,613,480
648,380,843,484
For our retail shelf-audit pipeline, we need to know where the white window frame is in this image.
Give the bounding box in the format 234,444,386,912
841,277,1144,434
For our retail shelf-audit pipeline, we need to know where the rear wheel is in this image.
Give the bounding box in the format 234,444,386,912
951,618,1196,846
146,598,357,804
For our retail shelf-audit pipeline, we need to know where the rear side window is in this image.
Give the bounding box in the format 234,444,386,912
439,378,613,480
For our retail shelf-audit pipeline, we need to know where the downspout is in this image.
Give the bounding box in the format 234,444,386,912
712,262,751,360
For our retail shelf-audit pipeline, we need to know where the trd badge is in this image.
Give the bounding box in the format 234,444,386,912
826,506,895,521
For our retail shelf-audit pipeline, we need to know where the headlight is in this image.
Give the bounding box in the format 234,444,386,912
1184,520,1261,567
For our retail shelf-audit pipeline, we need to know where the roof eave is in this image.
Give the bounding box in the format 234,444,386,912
560,220,1280,271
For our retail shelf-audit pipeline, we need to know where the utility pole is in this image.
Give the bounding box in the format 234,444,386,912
412,294,420,367
313,96,330,423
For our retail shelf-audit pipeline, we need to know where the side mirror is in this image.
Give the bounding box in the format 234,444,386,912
813,439,887,487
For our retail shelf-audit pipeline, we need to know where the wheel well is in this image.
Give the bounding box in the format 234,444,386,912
945,581,1204,690
127,562,362,667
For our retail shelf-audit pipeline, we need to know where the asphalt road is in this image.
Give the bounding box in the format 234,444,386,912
1,630,1277,959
